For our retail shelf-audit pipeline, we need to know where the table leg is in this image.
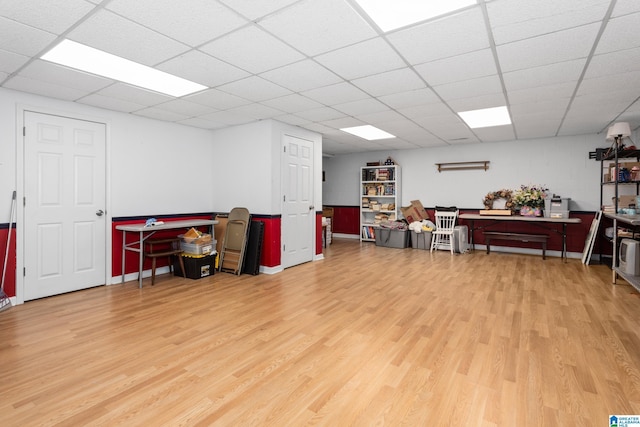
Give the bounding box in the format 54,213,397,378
138,231,144,288
562,224,567,262
121,230,126,284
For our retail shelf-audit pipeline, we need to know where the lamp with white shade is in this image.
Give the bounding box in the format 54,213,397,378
607,121,632,147
606,122,633,213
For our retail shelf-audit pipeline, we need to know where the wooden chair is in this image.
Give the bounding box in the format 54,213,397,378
142,237,186,285
430,210,459,254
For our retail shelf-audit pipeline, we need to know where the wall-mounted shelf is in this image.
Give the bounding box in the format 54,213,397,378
435,161,490,172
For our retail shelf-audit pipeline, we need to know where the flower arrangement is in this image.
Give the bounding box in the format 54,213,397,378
483,189,514,210
512,184,548,208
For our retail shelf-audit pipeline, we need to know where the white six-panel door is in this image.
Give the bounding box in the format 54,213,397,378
23,111,106,301
281,134,314,269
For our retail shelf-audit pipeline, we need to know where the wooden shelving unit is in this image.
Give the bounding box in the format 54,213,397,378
360,165,401,242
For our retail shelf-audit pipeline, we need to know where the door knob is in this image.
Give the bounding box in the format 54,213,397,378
309,205,314,211
96,209,104,216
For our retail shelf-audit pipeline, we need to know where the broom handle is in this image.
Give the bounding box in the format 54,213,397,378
1,191,16,292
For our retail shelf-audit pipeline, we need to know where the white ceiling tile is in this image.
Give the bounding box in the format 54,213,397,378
94,83,172,106
0,0,96,34
447,93,508,112
559,113,610,136
217,76,292,102
413,113,475,141
378,88,440,109
497,23,600,72
612,0,640,17
196,110,254,126
274,114,313,126
0,48,29,74
293,107,346,122
487,0,611,45
378,119,428,137
219,0,300,20
587,47,640,78
261,94,323,113
510,99,569,116
302,122,337,134
228,103,285,119
3,75,90,101
157,50,250,87
0,16,57,56
107,0,248,47
352,68,425,97
317,117,366,130
260,60,342,92
502,59,585,91
375,139,420,150
68,10,190,66
507,82,576,105
414,49,498,86
301,82,369,105
185,88,251,110
578,71,640,101
433,75,503,102
314,37,406,80
514,114,563,139
200,25,304,74
18,60,113,92
388,8,490,65
176,117,228,130
356,110,405,125
133,107,190,122
154,99,218,116
77,93,146,113
333,98,388,116
259,0,377,56
472,125,516,142
596,11,640,55
398,102,455,120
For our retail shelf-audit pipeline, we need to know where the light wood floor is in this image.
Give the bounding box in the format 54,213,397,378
1,240,640,426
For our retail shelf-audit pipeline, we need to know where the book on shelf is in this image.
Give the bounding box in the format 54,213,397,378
362,225,377,239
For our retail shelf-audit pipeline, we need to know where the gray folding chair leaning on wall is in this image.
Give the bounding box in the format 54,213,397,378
219,207,251,275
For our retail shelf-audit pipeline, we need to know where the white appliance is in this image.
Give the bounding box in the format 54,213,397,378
619,238,640,275
453,225,469,254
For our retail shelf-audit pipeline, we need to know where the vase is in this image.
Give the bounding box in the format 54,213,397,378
520,206,542,217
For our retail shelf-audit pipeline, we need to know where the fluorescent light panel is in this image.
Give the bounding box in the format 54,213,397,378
354,0,477,32
41,39,207,97
341,125,395,140
458,106,511,129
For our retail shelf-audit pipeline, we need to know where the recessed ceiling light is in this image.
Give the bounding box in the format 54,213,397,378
41,39,207,97
341,125,396,140
458,106,511,129
353,0,477,32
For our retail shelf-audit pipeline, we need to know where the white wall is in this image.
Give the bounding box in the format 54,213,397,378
0,87,215,218
211,119,323,215
323,133,608,212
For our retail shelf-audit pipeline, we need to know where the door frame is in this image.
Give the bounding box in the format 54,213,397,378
15,105,112,305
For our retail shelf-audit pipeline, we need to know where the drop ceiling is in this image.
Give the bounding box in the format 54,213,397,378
1,0,639,155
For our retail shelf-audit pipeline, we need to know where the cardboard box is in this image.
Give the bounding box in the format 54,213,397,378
375,228,410,248
618,195,637,208
401,200,429,223
410,231,432,250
